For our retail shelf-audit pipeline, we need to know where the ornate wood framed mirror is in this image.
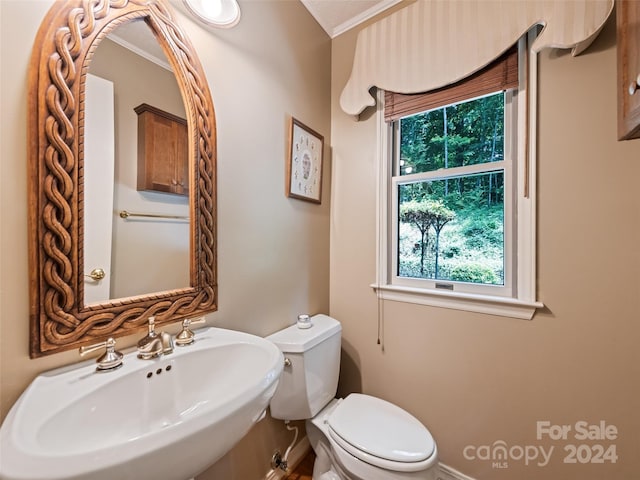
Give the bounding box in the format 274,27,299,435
28,0,217,357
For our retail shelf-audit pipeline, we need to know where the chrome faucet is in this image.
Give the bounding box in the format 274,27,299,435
137,317,174,359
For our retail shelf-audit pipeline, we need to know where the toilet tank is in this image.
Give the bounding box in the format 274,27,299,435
266,314,341,421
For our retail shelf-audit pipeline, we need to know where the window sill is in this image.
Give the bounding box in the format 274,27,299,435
370,283,543,320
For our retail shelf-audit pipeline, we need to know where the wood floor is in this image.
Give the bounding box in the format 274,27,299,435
284,450,315,480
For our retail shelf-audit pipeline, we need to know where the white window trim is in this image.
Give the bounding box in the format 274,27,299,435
372,33,544,320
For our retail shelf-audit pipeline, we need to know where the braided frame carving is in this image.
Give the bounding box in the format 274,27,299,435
28,0,217,357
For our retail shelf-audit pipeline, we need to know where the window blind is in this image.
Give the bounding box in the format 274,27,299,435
384,46,518,123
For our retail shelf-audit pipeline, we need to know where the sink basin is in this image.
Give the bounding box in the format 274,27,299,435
0,327,283,480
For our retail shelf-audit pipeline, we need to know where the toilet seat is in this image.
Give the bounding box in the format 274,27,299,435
326,394,435,473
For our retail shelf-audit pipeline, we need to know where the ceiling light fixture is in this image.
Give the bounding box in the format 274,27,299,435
183,0,241,28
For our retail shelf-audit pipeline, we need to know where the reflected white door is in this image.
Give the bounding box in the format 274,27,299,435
84,74,115,304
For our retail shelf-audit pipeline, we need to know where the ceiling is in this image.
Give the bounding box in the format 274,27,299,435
106,0,404,64
300,0,402,38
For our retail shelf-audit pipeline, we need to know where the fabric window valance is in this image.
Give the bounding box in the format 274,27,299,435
340,0,614,117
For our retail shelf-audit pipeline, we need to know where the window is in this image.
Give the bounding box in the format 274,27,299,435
374,35,542,319
393,91,514,297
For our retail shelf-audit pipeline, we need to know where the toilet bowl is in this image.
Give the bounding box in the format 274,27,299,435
308,397,438,480
266,315,439,480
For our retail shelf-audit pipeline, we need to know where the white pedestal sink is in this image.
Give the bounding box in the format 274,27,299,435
0,327,284,480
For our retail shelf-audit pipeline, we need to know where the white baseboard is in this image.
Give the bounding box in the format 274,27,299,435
265,436,311,480
437,463,477,480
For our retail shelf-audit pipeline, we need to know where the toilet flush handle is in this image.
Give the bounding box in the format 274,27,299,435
283,357,292,367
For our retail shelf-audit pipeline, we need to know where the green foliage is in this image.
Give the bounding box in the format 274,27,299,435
400,199,455,229
396,93,507,286
399,198,456,278
450,263,498,284
398,202,504,285
399,200,435,233
462,205,503,249
399,93,505,175
399,200,433,275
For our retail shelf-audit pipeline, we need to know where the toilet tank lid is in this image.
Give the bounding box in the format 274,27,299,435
266,314,341,353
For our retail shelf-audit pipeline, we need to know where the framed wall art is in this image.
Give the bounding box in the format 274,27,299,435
286,117,324,204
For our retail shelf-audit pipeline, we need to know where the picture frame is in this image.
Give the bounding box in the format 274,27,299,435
286,117,324,204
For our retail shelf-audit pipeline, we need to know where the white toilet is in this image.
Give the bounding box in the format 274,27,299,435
267,314,439,480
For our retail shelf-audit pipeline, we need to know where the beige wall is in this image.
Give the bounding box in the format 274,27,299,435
331,13,639,480
3,1,638,479
0,0,330,479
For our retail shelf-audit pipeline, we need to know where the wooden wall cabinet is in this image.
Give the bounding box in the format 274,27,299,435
617,1,640,140
135,103,189,195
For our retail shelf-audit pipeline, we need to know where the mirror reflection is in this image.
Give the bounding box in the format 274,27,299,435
84,19,189,304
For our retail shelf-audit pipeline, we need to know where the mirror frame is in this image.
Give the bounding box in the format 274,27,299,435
28,0,217,357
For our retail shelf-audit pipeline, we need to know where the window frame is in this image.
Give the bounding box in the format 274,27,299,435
372,33,543,320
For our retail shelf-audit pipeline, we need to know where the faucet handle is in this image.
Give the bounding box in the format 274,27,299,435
146,316,158,335
79,337,124,372
175,317,205,346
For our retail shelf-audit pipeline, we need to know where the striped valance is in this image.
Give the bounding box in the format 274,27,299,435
340,0,614,117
